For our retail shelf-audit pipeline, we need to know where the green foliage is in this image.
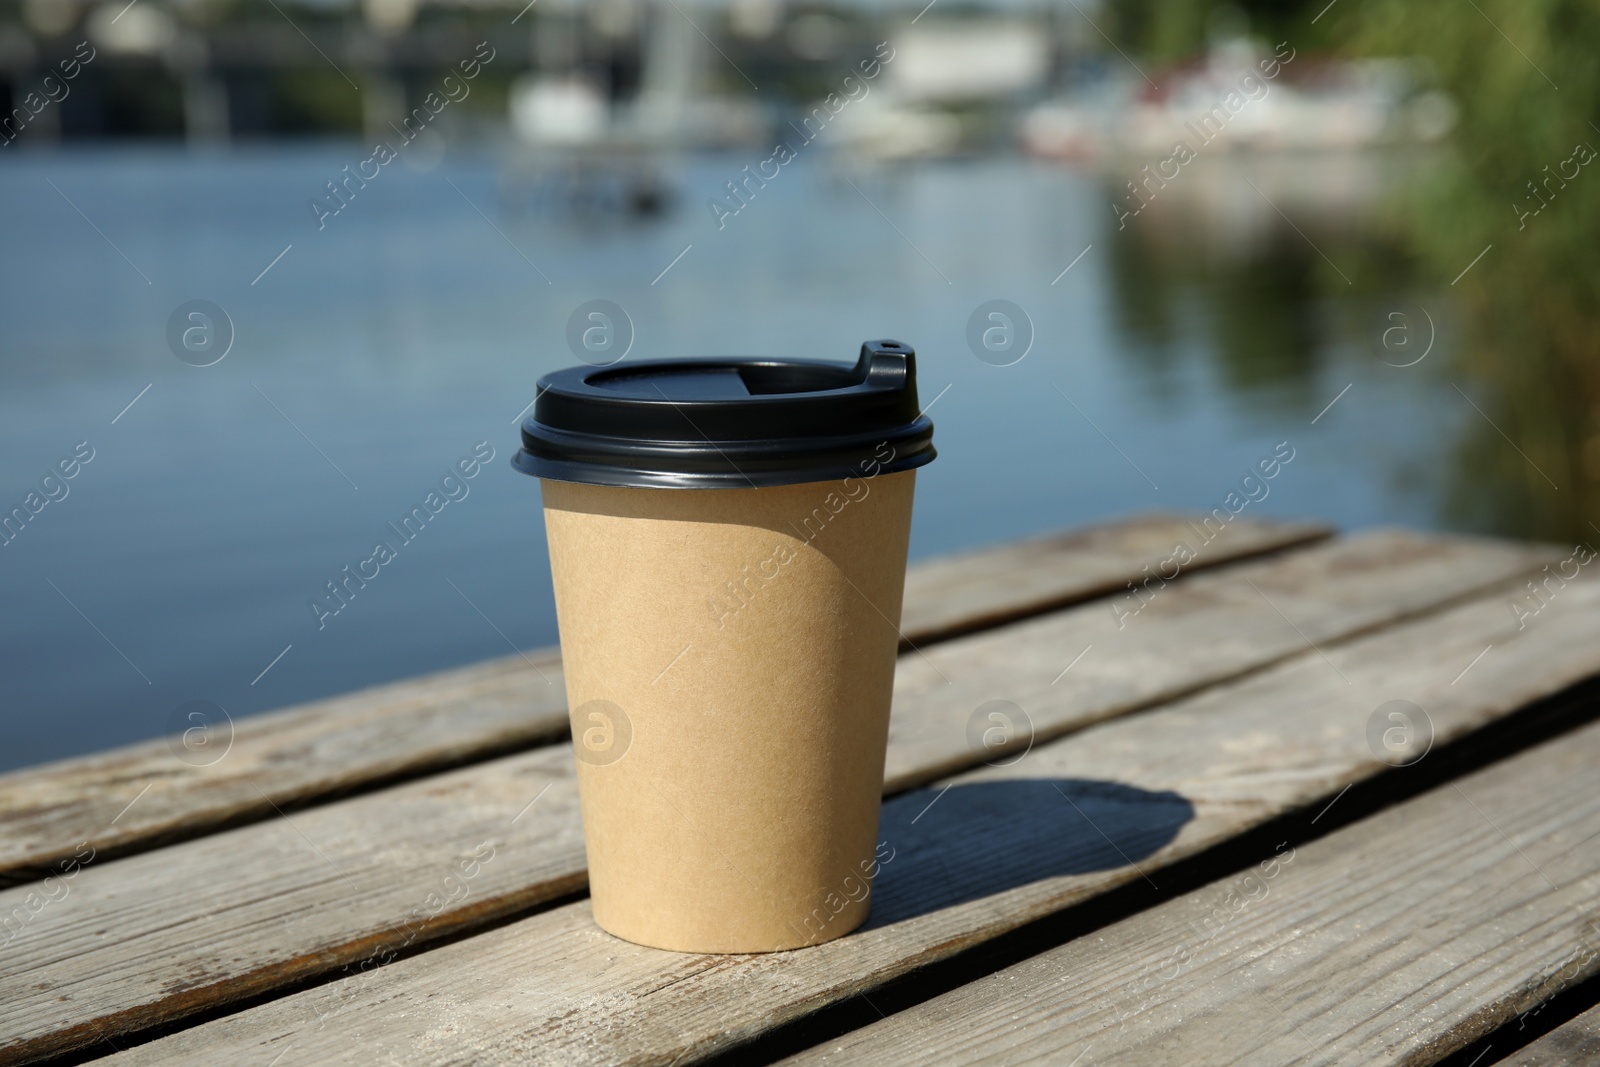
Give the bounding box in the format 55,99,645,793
1098,0,1599,537
1337,0,1600,538
1107,0,1331,63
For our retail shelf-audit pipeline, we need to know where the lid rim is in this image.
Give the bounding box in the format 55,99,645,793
513,341,934,490
513,442,936,490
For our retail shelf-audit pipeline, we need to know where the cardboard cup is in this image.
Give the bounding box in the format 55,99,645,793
542,469,916,952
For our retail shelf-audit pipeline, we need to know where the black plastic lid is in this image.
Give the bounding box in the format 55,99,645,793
513,339,936,489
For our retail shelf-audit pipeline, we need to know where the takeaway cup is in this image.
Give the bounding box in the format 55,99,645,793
513,340,935,952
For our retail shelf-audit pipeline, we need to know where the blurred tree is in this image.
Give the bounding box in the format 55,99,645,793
1339,0,1600,541
1101,0,1598,541
1109,0,1331,63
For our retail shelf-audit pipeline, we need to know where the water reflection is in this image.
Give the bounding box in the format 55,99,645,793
1102,152,1430,420
1099,121,1596,546
1393,162,1599,544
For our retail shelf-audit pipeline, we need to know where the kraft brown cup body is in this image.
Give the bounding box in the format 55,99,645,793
541,471,915,952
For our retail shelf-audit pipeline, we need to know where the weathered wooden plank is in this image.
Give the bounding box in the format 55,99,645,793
881,526,1544,793
0,513,1326,887
93,565,1600,1066
0,650,569,892
1500,1005,1600,1066
0,531,1534,1064
896,513,1328,644
783,725,1600,1066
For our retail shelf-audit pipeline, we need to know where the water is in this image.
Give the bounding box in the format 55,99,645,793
0,145,1471,771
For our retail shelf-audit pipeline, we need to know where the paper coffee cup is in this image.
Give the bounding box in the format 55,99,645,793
514,340,936,952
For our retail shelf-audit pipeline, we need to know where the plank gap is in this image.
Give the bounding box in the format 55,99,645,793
2,531,1560,1064
1434,970,1600,1067
0,719,572,891
883,560,1558,799
700,673,1600,1067
37,649,1580,1067
0,513,1331,889
0,526,1319,890
58,553,1599,1065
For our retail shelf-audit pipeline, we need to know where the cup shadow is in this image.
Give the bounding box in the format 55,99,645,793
863,778,1195,929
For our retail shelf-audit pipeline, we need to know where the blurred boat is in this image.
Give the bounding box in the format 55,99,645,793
498,7,770,219
1022,41,1457,161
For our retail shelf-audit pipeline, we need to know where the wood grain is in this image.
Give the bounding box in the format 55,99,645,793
881,527,1548,792
0,531,1533,1064
91,569,1600,1066
0,649,569,892
1500,1004,1600,1066
896,512,1329,644
0,512,1326,887
783,727,1600,1065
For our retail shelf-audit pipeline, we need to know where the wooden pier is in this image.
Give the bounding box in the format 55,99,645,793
2,513,1598,1066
